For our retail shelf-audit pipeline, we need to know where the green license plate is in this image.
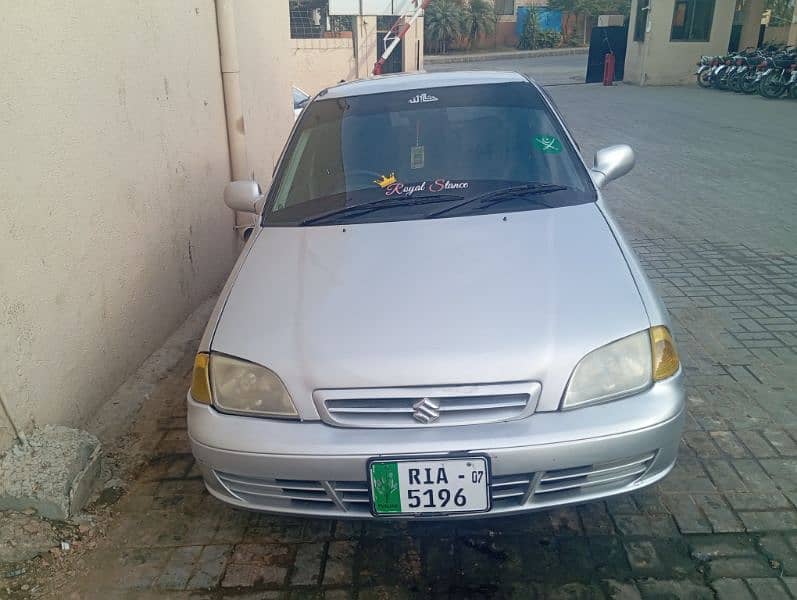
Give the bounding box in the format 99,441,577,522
369,457,490,515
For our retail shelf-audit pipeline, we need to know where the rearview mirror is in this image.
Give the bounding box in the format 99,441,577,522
224,180,265,213
590,145,635,189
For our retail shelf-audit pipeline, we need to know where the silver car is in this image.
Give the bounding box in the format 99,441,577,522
188,71,685,519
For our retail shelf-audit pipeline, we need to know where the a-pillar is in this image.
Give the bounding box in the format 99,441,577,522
738,0,765,49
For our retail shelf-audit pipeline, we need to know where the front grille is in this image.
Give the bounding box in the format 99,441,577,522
533,452,656,503
214,471,535,514
314,382,541,428
215,472,338,513
490,473,534,509
332,480,370,513
212,452,657,516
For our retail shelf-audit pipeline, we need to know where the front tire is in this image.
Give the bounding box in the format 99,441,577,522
697,70,712,88
727,71,743,92
740,73,760,94
759,73,786,99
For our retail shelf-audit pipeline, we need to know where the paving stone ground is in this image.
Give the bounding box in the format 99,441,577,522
22,78,797,599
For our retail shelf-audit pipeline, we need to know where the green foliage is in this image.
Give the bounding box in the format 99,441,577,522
465,0,497,47
546,0,629,44
547,0,631,16
766,0,794,25
424,0,468,53
517,8,541,49
517,9,563,50
538,29,563,48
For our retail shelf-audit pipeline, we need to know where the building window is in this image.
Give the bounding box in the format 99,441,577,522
633,0,650,41
290,0,353,39
670,0,715,41
495,0,515,17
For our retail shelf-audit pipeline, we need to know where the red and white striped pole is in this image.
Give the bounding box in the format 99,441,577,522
373,0,433,76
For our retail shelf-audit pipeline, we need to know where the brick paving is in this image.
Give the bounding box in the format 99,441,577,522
35,81,797,598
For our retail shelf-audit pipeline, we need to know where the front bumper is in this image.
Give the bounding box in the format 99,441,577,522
188,372,685,519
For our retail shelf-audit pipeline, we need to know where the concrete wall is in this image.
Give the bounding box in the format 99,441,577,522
290,15,424,98
291,38,359,95
233,0,297,184
625,0,735,85
763,25,792,45
402,16,425,72
0,1,295,453
738,0,764,49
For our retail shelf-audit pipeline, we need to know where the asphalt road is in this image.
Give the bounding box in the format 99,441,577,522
427,52,588,86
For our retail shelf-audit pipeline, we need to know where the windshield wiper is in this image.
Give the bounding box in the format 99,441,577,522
299,194,465,225
426,183,569,219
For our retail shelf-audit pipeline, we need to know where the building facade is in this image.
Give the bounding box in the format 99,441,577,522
625,0,797,86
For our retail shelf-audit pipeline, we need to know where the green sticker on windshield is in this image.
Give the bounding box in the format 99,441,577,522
534,135,563,154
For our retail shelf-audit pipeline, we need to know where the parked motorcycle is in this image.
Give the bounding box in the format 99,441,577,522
695,55,716,88
695,44,797,100
726,49,767,93
758,49,797,99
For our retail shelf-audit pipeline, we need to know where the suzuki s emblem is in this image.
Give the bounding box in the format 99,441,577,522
408,92,438,104
412,397,441,424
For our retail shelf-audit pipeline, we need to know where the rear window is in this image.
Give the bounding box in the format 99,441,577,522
265,82,595,226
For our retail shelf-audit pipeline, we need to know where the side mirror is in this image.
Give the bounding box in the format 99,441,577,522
590,145,635,189
224,180,265,213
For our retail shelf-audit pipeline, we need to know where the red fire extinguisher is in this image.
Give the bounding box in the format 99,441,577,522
603,52,616,86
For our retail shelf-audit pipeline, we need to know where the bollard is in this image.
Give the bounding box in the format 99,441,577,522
603,52,616,86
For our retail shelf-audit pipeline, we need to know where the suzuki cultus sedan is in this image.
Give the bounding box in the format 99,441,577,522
188,71,685,519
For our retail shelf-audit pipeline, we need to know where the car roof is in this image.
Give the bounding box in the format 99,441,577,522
318,71,531,99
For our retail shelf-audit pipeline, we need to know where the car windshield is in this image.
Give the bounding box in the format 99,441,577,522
264,82,595,226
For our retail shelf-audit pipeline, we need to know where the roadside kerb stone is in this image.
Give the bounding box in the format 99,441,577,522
0,425,101,520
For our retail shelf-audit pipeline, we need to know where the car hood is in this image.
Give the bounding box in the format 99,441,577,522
211,203,650,414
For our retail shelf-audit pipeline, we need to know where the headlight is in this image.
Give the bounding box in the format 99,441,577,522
190,352,298,418
562,327,679,410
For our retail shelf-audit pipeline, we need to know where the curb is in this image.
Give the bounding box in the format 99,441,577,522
424,47,589,65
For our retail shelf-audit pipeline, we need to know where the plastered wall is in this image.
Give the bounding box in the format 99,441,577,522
0,1,294,452
233,0,297,185
289,15,424,98
290,38,360,95
625,0,735,85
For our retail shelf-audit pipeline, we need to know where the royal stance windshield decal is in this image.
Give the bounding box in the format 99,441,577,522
384,178,470,197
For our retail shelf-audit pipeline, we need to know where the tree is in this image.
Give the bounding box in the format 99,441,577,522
766,0,795,25
547,0,631,44
517,8,540,49
465,0,497,48
546,0,578,43
424,0,468,53
517,9,562,49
